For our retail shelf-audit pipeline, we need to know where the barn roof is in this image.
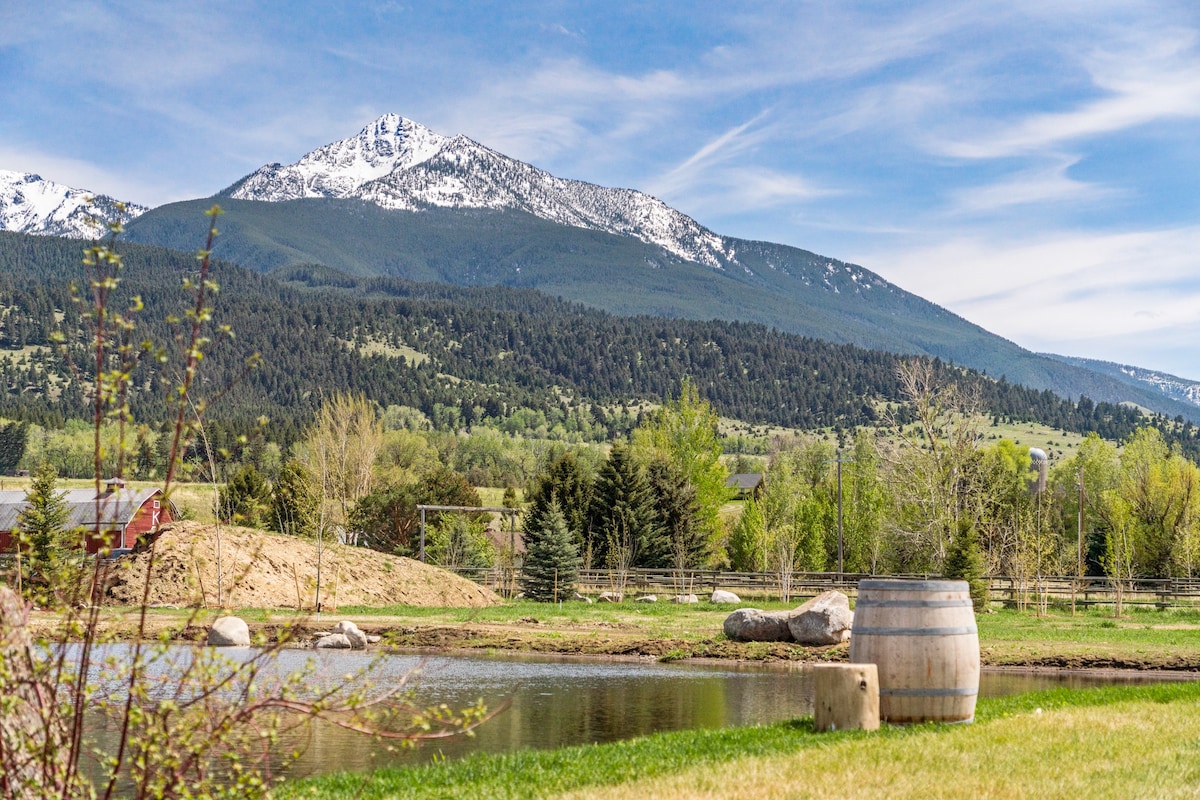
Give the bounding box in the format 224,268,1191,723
725,473,765,492
0,486,164,531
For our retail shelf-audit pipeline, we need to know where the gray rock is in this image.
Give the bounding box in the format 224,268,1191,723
787,590,854,645
314,633,353,649
671,593,700,604
573,593,594,603
723,608,794,642
207,616,251,647
711,589,741,604
635,595,658,603
332,620,368,649
597,591,624,603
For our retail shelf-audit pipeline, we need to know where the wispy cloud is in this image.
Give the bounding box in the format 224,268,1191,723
947,156,1119,213
860,225,1200,372
934,29,1200,159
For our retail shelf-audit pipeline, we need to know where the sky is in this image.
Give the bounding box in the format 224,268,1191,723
3,1,1200,379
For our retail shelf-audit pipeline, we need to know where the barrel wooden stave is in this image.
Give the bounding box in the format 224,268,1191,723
849,579,980,724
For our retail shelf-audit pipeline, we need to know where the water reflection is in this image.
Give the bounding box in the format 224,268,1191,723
277,654,814,778
76,646,1196,781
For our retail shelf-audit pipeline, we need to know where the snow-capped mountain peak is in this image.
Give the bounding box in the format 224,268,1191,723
0,170,146,239
225,114,737,269
227,114,449,201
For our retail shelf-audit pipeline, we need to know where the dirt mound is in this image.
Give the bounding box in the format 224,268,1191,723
102,521,500,610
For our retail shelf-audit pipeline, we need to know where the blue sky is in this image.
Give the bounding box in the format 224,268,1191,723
3,1,1199,379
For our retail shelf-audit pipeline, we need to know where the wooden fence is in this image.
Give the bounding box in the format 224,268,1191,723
452,566,1200,610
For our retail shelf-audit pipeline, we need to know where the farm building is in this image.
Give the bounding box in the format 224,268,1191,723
725,472,765,499
0,478,174,555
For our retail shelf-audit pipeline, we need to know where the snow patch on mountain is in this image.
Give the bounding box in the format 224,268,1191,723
0,170,146,239
227,115,737,269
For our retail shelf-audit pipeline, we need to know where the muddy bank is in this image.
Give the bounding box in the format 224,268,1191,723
164,619,1200,673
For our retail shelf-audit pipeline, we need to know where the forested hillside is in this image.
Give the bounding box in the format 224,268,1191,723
0,230,1196,465
123,199,1200,421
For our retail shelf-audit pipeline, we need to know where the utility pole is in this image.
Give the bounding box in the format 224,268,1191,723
827,453,854,582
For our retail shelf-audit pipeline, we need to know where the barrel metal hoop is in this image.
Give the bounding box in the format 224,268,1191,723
857,579,968,592
880,687,979,697
855,599,973,609
852,626,978,636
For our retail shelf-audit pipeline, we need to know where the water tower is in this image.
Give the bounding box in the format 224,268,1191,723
1028,448,1048,494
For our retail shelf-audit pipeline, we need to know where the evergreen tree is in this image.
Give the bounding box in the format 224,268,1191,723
16,461,73,604
587,442,664,571
944,521,989,611
216,464,272,527
0,420,29,474
520,500,580,602
269,459,319,537
646,457,706,570
524,451,593,565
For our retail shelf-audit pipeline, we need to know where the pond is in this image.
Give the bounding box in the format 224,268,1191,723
256,650,1194,779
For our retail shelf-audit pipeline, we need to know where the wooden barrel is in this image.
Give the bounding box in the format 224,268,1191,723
848,579,979,724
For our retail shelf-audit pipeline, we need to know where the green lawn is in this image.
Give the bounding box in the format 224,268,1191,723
274,681,1200,799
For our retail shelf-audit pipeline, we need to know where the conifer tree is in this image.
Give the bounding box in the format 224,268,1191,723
944,520,989,611
524,451,593,565
16,460,73,604
520,500,580,602
646,457,705,570
588,442,664,571
269,459,319,536
217,464,272,527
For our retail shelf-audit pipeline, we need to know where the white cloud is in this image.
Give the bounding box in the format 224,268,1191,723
860,226,1200,376
934,28,1200,159
947,156,1119,213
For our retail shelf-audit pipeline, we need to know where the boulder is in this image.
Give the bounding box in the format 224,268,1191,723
573,593,594,603
635,595,658,603
597,591,624,603
711,590,741,604
671,594,700,604
332,620,368,650
314,633,353,649
207,616,250,647
787,590,854,645
723,608,794,642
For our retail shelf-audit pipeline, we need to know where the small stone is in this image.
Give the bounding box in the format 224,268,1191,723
207,616,251,647
635,595,658,603
671,594,700,604
711,589,741,604
598,591,624,603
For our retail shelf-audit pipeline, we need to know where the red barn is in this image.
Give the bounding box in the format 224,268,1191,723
0,478,174,555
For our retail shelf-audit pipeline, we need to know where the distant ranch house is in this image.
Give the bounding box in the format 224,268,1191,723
0,478,174,555
726,473,765,499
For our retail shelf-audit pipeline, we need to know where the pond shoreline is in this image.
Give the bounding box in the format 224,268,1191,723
38,605,1200,675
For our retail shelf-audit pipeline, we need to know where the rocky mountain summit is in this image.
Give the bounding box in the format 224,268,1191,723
224,114,757,273
0,170,146,239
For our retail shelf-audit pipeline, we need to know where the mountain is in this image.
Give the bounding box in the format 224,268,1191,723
1044,354,1200,412
4,229,1194,463
223,113,734,269
110,112,1195,421
0,170,147,239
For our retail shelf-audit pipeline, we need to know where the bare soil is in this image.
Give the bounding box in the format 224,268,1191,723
100,521,500,610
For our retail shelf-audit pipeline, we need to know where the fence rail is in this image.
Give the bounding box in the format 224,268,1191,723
451,566,1200,610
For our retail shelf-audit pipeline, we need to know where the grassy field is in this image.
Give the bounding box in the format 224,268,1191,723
274,681,1200,799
